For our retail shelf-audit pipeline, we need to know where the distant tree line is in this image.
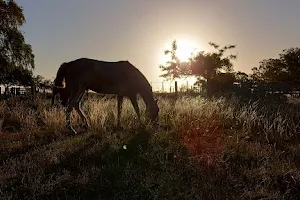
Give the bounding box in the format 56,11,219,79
160,40,300,98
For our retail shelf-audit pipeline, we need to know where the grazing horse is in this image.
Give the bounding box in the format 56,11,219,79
52,58,159,134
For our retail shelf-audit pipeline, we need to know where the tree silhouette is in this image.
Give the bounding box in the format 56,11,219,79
159,40,191,80
235,71,249,83
0,0,35,85
40,78,52,93
159,40,193,95
159,40,181,81
33,75,49,92
252,48,300,84
243,47,300,96
251,59,288,83
5,67,32,86
190,42,237,96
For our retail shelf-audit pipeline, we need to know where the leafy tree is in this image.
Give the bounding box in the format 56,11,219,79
190,42,237,96
235,71,249,83
251,59,288,83
251,48,300,84
193,77,206,92
250,47,300,95
7,67,32,85
159,40,190,81
0,0,35,85
31,75,52,93
280,48,300,83
32,75,44,92
40,78,52,93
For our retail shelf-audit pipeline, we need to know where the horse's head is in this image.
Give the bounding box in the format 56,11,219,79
146,98,159,124
52,86,68,107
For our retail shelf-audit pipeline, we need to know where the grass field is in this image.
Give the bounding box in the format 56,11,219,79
1,94,300,199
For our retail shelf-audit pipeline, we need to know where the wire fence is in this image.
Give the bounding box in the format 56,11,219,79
150,81,198,93
0,86,29,95
0,81,198,97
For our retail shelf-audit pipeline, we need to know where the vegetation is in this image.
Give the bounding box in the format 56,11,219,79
1,1,300,199
190,42,237,96
1,95,300,199
0,0,34,87
33,75,52,93
160,40,300,97
159,40,182,81
252,48,300,83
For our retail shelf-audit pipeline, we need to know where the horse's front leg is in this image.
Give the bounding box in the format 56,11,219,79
75,91,89,130
66,104,77,134
129,95,141,123
66,87,86,134
75,102,89,130
117,95,124,127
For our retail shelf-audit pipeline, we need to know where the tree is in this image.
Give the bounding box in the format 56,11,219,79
280,48,300,83
40,78,52,93
235,71,249,83
251,59,288,83
6,67,32,85
159,40,181,81
0,0,35,86
32,75,44,92
251,48,300,84
250,47,300,94
159,40,191,80
31,75,52,93
190,42,237,96
159,40,186,95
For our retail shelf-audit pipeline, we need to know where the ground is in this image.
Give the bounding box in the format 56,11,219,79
0,94,300,199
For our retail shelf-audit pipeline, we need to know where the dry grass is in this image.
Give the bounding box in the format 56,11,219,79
0,95,300,199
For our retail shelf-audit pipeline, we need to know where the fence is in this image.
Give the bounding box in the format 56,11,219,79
0,86,30,96
150,81,198,93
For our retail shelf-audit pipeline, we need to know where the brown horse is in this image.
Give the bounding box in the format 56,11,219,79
52,58,159,134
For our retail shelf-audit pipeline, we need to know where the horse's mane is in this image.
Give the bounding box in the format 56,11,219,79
127,62,153,93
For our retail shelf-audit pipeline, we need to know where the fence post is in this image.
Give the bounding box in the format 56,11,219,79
31,81,36,96
16,87,20,95
175,81,178,96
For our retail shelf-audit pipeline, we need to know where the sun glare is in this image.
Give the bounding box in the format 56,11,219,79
160,39,200,65
176,39,199,62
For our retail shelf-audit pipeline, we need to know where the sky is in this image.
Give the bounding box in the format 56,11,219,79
15,0,300,90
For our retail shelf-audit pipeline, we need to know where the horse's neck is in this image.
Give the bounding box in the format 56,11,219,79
133,69,155,108
139,89,154,108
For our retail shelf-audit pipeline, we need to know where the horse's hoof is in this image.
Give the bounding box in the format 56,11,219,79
67,126,77,135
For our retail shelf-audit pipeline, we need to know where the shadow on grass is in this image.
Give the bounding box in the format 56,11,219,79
38,127,153,200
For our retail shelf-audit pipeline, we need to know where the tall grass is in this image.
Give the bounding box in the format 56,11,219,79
0,95,300,199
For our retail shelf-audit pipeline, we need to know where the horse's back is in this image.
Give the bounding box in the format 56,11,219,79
66,58,134,79
64,58,148,95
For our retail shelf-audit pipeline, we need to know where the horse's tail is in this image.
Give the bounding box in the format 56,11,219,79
54,62,68,87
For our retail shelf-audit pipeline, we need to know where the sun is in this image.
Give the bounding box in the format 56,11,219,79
159,38,200,66
176,39,199,62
